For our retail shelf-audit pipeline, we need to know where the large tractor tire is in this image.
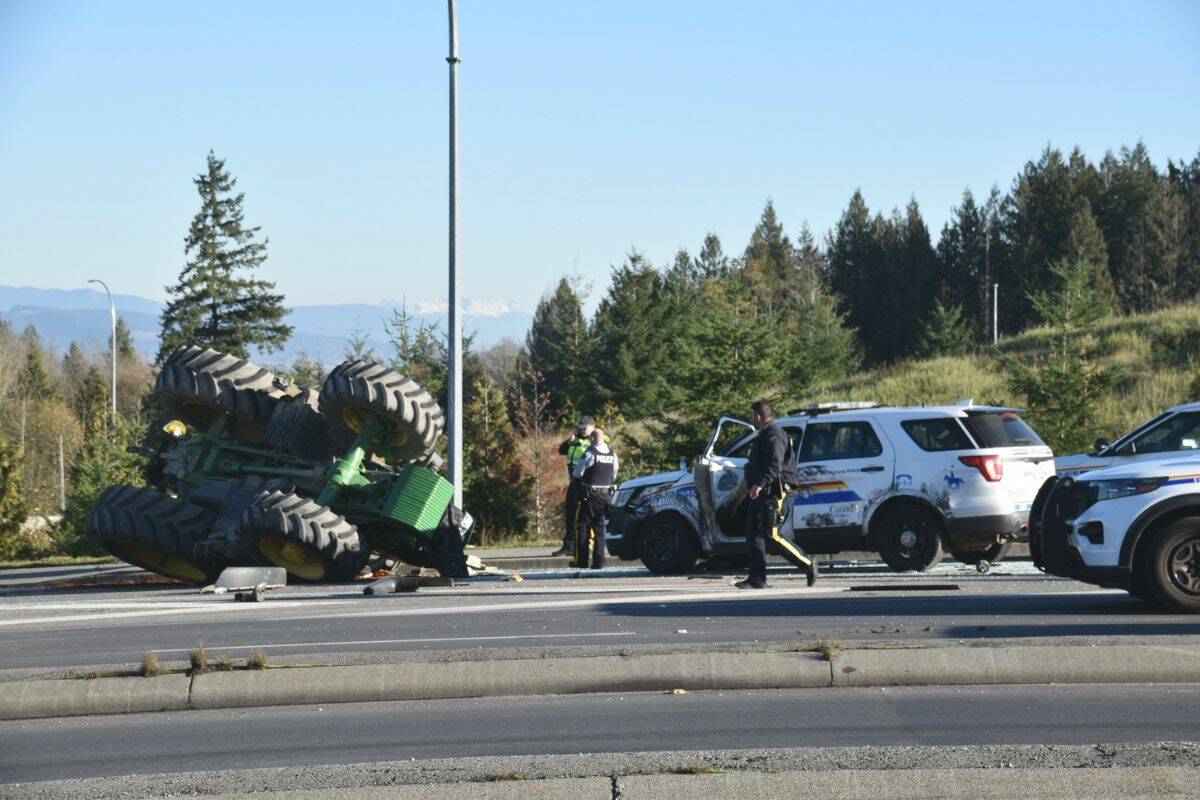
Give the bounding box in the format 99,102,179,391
319,359,444,462
263,389,331,463
156,346,283,444
87,485,223,584
236,490,369,582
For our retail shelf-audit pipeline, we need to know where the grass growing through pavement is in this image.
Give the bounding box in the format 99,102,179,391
140,652,162,678
246,649,269,670
814,638,843,661
670,764,723,775
478,771,528,782
188,641,209,675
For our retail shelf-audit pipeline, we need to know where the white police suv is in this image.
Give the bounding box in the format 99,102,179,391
1055,402,1200,476
607,401,1055,575
1031,455,1200,612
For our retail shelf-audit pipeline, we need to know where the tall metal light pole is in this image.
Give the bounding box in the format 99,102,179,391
446,0,463,508
992,283,999,347
88,279,117,424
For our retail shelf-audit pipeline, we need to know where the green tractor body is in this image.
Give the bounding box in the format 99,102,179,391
87,347,470,584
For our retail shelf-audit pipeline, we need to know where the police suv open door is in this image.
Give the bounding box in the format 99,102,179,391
693,417,755,539
788,416,895,552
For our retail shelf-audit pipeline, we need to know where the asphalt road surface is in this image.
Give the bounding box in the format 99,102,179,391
3,560,1199,672
3,684,1199,784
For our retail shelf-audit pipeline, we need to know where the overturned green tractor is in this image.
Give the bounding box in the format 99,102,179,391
87,346,471,584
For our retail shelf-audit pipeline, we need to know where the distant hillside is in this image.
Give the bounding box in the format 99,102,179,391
0,285,532,362
805,301,1200,444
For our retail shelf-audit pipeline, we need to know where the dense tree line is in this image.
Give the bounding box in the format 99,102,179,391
523,140,1199,466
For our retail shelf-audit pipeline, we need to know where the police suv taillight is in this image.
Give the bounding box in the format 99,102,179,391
959,454,1003,482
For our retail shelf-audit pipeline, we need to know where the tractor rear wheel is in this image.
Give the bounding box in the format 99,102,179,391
237,490,369,582
156,346,283,444
87,485,223,584
319,359,444,462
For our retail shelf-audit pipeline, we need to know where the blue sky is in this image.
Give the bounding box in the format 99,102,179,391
1,1,1197,313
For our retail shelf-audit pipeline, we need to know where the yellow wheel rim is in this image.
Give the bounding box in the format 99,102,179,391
113,543,208,583
342,407,409,448
258,536,326,581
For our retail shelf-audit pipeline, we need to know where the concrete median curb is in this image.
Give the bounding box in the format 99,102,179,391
3,643,1200,721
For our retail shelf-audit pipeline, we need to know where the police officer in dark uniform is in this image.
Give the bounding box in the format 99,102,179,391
736,400,817,589
554,416,595,558
572,427,619,569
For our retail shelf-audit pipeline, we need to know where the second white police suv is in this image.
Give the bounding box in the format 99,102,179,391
1032,402,1200,612
607,401,1055,575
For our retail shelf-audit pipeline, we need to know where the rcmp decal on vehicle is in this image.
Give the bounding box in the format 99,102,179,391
794,480,862,506
1165,473,1200,487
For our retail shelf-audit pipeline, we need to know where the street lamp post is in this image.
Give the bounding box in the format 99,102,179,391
446,0,463,508
88,279,117,424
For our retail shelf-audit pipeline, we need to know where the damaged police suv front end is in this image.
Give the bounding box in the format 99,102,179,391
605,469,691,560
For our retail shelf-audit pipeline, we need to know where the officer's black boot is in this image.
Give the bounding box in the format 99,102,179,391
805,558,818,587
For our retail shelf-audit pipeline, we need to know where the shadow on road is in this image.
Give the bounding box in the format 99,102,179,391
597,592,1200,639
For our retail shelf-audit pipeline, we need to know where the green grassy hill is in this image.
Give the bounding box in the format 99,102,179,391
805,301,1200,446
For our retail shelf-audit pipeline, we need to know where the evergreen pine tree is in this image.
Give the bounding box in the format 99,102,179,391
19,325,53,400
587,251,676,417
57,373,145,555
462,374,531,542
793,224,827,292
61,342,88,390
936,188,1000,341
158,151,292,362
1168,149,1200,297
644,272,780,467
110,317,137,360
1001,259,1118,453
1001,146,1113,330
695,232,730,279
1098,143,1186,312
778,285,860,391
917,300,973,358
827,190,884,359
743,199,798,309
525,277,589,414
0,433,27,560
344,324,376,361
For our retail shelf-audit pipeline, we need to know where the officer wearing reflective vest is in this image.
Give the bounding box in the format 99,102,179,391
571,427,619,569
554,416,595,558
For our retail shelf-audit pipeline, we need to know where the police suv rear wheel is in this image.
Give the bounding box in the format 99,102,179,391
1142,516,1200,613
639,514,699,575
875,504,945,573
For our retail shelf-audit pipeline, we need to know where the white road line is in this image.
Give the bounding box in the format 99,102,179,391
0,600,344,627
0,585,850,628
0,602,202,611
149,631,638,653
